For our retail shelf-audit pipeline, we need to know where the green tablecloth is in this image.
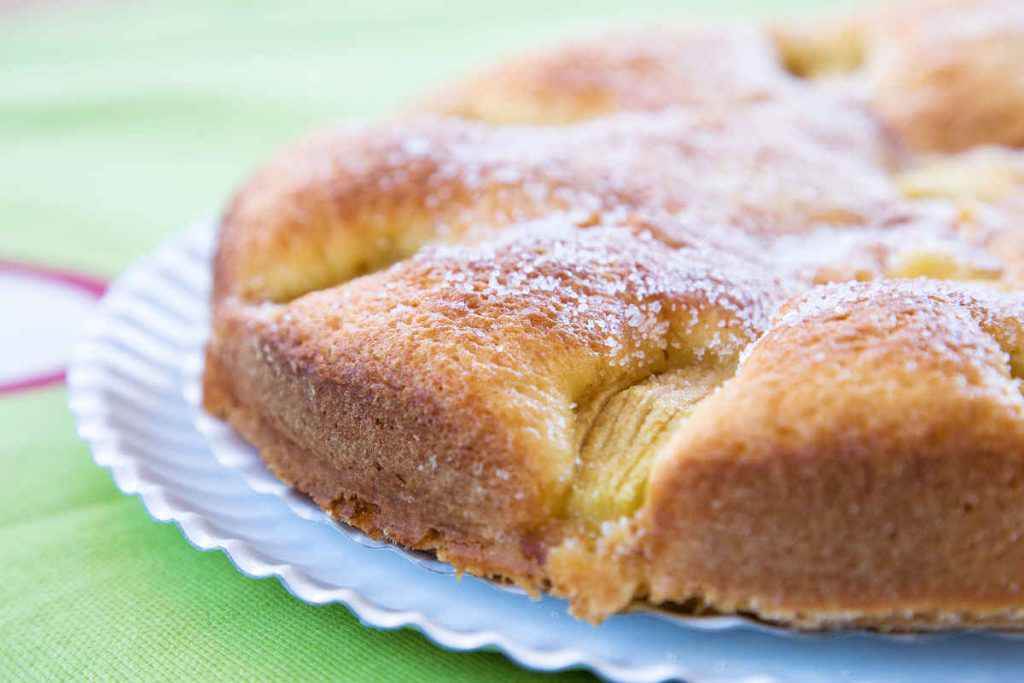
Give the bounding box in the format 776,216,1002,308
1,0,845,678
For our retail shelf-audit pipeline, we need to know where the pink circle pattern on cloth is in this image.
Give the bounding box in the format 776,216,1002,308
0,260,106,395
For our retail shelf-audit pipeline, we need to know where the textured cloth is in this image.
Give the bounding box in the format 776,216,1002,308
0,0,832,679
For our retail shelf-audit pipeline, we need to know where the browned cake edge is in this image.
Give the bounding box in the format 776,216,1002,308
203,302,554,592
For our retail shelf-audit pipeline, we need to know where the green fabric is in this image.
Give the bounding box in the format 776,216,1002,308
1,0,852,679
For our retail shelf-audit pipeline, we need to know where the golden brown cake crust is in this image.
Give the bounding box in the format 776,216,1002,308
427,0,1024,154
204,0,1024,629
213,104,898,304
774,0,1024,153
643,281,1024,628
418,25,798,124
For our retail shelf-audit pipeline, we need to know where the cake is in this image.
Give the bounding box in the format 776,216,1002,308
203,0,1024,629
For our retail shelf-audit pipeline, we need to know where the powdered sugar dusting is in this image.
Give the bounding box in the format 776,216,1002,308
769,278,1024,388
407,217,789,368
335,98,898,250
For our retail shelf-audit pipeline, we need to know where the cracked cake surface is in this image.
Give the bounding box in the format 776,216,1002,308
204,0,1024,629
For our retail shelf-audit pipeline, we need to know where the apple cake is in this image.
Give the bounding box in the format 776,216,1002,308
203,0,1024,629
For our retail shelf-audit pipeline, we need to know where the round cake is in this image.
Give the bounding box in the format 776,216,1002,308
203,0,1024,629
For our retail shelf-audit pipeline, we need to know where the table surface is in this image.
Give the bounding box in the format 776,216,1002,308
1,0,853,679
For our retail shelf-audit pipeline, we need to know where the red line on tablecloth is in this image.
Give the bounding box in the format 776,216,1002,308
0,259,108,297
0,369,67,394
0,259,107,396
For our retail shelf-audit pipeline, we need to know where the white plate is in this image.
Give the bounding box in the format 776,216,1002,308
69,221,1024,683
